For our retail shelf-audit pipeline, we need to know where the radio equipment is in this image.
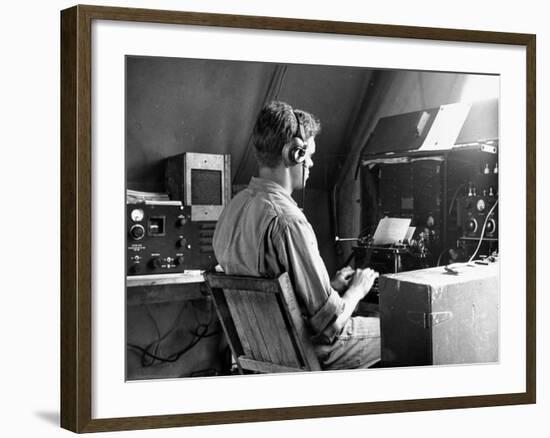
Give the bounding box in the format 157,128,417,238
359,158,444,266
458,195,498,239
126,201,216,276
358,99,499,269
165,152,231,222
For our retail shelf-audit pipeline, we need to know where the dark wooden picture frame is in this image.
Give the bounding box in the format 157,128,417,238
60,4,536,433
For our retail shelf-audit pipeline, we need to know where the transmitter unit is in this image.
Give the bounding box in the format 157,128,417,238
126,201,216,276
458,195,498,239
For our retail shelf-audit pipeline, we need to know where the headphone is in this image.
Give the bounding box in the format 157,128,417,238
282,111,307,166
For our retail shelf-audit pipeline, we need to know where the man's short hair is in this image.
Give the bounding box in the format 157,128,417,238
252,101,321,168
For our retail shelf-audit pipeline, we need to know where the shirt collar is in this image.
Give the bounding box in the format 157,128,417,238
249,177,297,206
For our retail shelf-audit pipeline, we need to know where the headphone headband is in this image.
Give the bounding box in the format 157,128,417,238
294,111,306,141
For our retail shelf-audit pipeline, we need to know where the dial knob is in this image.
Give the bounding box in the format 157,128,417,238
486,219,496,235
467,219,478,233
150,257,162,270
176,238,187,248
176,217,187,227
129,263,141,274
129,224,145,240
175,256,185,266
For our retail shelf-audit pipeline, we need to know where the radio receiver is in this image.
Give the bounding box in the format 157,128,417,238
126,201,216,276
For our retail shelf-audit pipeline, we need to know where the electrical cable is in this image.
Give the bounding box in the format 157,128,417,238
141,305,162,367
127,324,221,364
467,199,498,263
127,325,207,363
141,302,190,366
301,162,306,211
191,297,215,327
436,247,450,267
128,301,190,367
128,299,222,366
448,183,467,215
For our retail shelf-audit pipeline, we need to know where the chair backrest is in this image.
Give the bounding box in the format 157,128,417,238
204,272,321,373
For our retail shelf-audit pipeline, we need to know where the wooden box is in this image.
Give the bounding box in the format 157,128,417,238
379,262,499,367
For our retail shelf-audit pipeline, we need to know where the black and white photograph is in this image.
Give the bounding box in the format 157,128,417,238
2,0,546,435
125,55,501,380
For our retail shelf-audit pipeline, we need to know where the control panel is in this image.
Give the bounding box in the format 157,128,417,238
126,202,216,276
458,195,498,239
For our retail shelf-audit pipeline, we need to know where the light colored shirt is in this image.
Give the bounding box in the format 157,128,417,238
213,177,345,342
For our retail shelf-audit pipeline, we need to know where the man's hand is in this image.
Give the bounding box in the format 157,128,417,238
331,266,355,292
347,267,379,300
332,267,380,333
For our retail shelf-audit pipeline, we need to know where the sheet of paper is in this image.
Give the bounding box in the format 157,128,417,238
372,217,412,245
404,226,416,242
418,102,471,151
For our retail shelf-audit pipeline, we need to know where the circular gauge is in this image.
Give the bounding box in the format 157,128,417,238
130,208,144,222
476,199,486,212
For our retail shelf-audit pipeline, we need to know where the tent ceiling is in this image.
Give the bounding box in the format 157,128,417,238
126,56,374,191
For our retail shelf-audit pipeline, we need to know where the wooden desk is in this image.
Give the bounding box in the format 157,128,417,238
127,272,206,306
126,272,229,379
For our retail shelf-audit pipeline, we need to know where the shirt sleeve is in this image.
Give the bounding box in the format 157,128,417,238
270,215,346,342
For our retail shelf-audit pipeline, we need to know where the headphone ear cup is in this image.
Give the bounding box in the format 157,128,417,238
293,143,306,164
281,142,293,166
282,138,306,166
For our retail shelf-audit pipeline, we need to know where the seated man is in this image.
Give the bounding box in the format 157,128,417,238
213,101,380,370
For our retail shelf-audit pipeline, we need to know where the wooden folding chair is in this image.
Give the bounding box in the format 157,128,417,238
204,272,321,373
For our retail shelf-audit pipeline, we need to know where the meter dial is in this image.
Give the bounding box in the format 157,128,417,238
130,208,144,222
476,199,486,212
